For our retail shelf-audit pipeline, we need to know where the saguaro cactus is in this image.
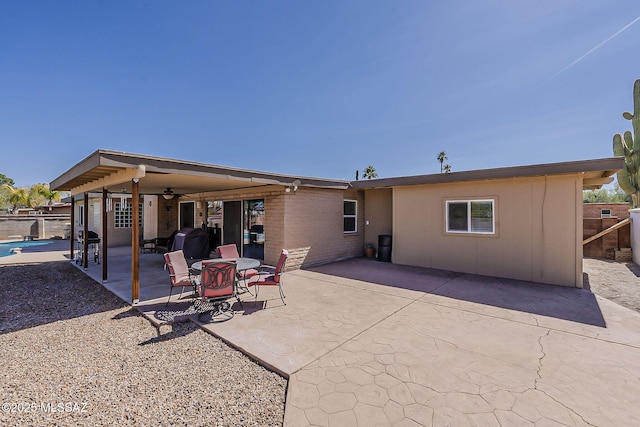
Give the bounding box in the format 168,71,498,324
613,79,640,207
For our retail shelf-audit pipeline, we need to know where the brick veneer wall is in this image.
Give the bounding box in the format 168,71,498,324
583,203,631,258
157,197,178,239
264,193,285,267
584,218,631,258
277,187,364,269
583,203,630,219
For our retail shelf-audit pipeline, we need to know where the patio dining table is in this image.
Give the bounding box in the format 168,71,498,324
191,257,261,295
190,257,261,274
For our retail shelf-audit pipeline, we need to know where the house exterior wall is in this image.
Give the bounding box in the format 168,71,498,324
106,211,132,247
392,174,583,287
157,197,179,240
264,193,285,267
75,196,148,248
180,187,364,269
363,188,393,249
278,187,364,269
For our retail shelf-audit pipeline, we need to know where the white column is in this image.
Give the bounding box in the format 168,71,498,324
630,209,640,264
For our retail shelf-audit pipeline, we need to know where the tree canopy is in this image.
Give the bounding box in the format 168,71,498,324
0,173,14,186
0,182,63,213
437,152,451,173
583,184,631,204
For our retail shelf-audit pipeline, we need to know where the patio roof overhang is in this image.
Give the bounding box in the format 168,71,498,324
50,149,351,196
51,149,351,304
350,157,624,191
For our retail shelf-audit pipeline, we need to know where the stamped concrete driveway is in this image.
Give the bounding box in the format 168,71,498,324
140,258,640,427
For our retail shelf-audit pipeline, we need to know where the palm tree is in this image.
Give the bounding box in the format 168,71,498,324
29,183,48,207
443,164,452,173
363,165,378,179
2,184,30,213
437,152,447,173
31,183,60,206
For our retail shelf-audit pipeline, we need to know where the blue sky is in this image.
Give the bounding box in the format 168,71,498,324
1,1,640,187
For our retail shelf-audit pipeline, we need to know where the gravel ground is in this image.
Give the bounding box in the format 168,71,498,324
584,257,640,314
0,262,286,426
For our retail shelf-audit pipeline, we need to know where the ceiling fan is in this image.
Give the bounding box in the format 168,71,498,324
161,188,181,200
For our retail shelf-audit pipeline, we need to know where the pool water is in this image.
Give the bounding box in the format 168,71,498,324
0,241,51,257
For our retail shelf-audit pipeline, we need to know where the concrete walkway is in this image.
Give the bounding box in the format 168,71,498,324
136,258,640,427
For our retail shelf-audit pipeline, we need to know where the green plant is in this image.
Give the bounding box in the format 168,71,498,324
364,243,374,249
613,79,640,207
1,184,30,213
437,151,447,173
363,166,378,179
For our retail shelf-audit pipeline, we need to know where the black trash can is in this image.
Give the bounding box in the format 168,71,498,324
377,234,392,262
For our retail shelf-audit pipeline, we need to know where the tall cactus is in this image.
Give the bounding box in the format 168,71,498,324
613,79,640,207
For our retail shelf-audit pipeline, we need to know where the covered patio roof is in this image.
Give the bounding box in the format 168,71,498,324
50,149,350,195
50,149,352,304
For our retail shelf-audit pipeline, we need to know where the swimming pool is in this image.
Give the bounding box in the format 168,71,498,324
0,240,51,257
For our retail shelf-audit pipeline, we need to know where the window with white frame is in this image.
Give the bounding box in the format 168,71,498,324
601,209,612,218
114,202,144,228
446,199,495,234
343,200,357,233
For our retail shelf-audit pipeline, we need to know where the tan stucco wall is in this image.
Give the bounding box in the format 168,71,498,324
392,174,583,287
275,187,364,269
363,188,393,248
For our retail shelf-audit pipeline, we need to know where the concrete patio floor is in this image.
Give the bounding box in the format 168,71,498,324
140,256,640,427
5,242,640,426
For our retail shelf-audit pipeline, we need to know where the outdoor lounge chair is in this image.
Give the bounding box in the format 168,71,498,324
196,260,243,323
163,250,198,306
215,243,259,292
247,249,288,306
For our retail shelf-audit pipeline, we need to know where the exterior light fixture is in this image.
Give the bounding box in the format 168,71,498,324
162,188,176,200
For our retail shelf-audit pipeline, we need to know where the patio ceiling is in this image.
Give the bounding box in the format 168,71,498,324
50,149,350,196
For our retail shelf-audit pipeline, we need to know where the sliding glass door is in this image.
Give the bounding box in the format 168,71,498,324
243,199,264,260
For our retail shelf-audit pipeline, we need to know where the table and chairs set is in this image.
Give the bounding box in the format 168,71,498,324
163,244,288,323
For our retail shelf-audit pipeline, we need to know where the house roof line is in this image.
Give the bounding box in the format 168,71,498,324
50,149,351,192
51,150,624,195
350,157,624,189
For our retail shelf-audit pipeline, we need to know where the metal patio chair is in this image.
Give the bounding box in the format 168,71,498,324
196,260,243,323
215,243,259,293
163,250,198,306
247,249,288,306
